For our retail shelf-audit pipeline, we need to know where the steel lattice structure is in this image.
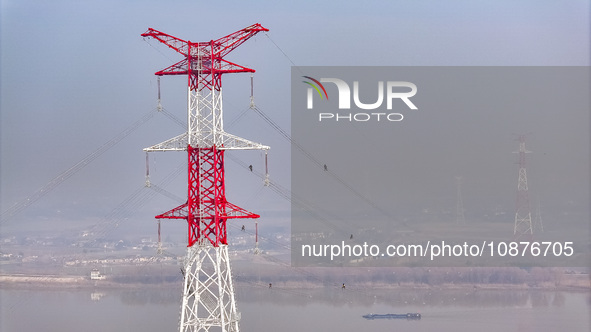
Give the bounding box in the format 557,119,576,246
513,135,532,240
455,176,465,224
141,24,269,332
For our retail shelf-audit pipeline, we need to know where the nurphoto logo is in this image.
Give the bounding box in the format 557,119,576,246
302,76,418,122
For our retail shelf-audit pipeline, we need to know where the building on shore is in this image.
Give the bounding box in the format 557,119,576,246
90,269,105,280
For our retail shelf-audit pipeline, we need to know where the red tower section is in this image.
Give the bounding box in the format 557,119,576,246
156,146,260,247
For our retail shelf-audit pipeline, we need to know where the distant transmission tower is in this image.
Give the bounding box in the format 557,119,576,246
533,198,544,233
513,135,533,240
455,176,465,224
157,219,163,255
141,24,269,332
253,219,261,254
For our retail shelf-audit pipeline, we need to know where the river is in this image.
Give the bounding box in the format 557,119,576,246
1,286,589,331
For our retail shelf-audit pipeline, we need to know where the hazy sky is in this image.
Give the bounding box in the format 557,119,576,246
1,0,589,239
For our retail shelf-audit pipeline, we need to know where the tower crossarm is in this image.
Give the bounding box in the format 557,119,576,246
141,28,190,55
155,59,190,76
142,24,268,77
153,58,256,76
218,131,270,150
155,201,260,220
144,132,188,152
143,131,269,152
212,23,269,59
216,58,256,74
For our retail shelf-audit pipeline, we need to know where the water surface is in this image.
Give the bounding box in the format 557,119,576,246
1,286,589,332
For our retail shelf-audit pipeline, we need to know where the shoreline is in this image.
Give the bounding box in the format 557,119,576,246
1,273,588,291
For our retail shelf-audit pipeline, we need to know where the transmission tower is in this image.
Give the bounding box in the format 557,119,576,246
253,219,261,254
533,197,544,233
455,176,465,224
141,24,269,332
513,135,532,240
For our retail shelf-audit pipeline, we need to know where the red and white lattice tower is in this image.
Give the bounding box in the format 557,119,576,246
513,135,532,240
141,24,269,332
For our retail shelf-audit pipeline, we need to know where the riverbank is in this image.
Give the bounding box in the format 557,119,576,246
1,273,588,291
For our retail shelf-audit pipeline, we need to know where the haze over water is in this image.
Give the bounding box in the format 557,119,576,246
2,287,588,331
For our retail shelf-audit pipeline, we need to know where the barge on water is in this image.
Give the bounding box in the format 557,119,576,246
363,313,421,320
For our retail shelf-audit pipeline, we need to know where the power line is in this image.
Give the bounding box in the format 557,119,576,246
1,108,158,224
250,105,398,223
264,33,298,68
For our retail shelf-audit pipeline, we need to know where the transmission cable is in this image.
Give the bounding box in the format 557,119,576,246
0,108,158,224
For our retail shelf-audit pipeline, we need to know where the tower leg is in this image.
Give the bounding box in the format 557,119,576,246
179,245,240,332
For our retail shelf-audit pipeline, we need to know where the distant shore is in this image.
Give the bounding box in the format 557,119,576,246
1,273,588,291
